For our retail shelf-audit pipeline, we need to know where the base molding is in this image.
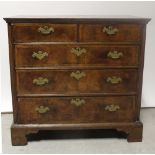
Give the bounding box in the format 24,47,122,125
11,121,143,145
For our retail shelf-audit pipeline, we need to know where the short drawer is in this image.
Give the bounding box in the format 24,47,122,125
15,44,139,67
17,96,136,124
79,24,142,42
12,23,77,42
16,69,137,95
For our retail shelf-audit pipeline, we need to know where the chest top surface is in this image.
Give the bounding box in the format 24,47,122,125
4,15,151,23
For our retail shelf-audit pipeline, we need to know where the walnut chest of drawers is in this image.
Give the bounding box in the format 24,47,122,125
4,16,150,145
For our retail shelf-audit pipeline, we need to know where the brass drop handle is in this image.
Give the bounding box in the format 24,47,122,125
106,76,122,84
32,51,48,60
71,47,87,57
107,51,123,59
33,77,49,86
105,104,120,112
103,26,119,35
38,26,54,35
70,70,86,80
35,106,50,114
70,98,86,107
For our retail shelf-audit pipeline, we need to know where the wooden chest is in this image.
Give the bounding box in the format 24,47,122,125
4,16,150,145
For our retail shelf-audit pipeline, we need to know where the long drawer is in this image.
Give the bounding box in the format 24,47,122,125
16,69,137,95
17,96,136,124
12,23,77,42
80,24,142,42
15,44,139,67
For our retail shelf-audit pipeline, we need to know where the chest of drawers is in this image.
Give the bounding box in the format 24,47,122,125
4,16,150,145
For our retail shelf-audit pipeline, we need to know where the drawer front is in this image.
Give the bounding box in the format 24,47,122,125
15,44,139,67
17,96,136,124
12,24,77,42
80,24,142,42
16,69,137,95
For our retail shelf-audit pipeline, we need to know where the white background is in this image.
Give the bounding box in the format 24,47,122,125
0,1,155,112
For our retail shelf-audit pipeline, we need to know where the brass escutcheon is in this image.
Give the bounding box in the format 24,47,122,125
103,26,119,35
70,47,87,57
70,98,86,107
105,104,120,112
32,51,48,60
38,26,54,35
70,70,86,80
